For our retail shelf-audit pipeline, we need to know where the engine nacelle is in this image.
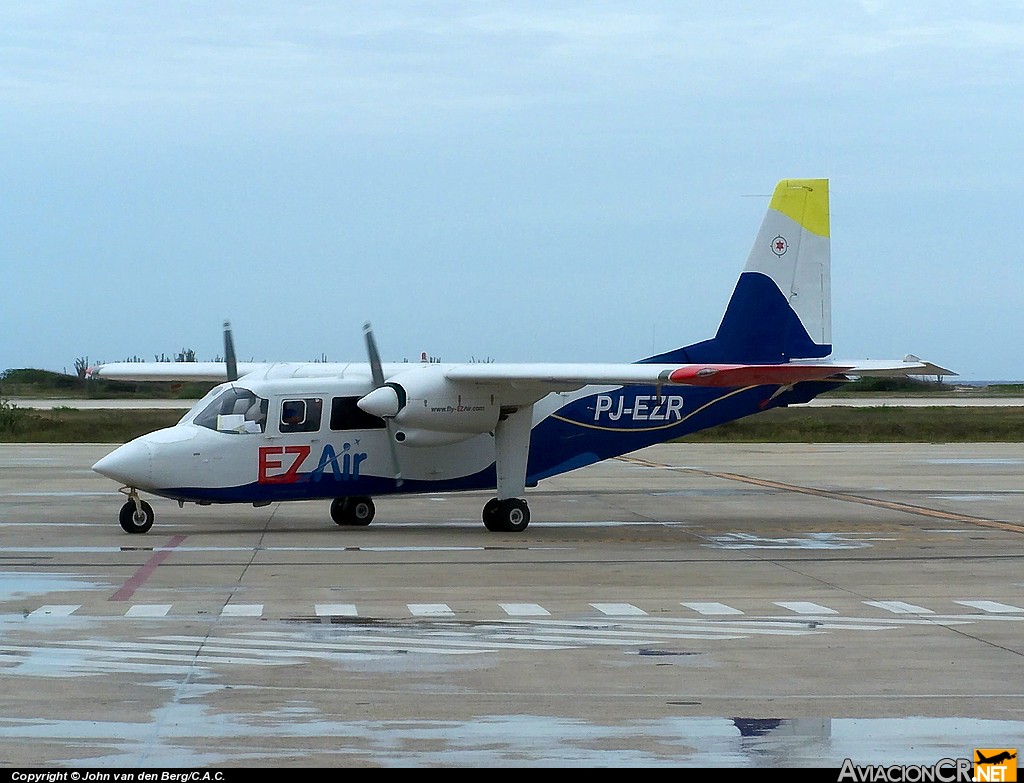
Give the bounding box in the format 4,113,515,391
358,369,500,434
392,428,478,448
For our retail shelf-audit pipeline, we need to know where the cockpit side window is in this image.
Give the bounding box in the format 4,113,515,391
280,398,322,433
194,388,267,434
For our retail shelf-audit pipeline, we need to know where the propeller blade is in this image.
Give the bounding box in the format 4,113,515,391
363,322,385,388
362,321,403,486
223,320,238,382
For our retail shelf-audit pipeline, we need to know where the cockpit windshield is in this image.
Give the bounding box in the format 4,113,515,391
193,387,268,434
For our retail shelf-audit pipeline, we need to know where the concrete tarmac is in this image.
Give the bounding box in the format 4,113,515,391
0,442,1022,768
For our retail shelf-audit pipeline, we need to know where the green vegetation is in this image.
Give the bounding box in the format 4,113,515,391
0,368,216,400
827,377,954,394
0,396,23,434
824,377,1024,398
0,406,183,443
682,405,1024,443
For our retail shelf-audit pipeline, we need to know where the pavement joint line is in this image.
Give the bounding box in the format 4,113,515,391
616,455,1024,535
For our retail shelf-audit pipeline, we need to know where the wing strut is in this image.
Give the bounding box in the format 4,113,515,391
494,405,533,501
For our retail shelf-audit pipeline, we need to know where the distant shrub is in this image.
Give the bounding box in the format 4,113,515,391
0,395,25,433
2,368,77,389
842,377,953,393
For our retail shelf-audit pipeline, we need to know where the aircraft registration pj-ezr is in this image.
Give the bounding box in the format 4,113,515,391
91,179,952,534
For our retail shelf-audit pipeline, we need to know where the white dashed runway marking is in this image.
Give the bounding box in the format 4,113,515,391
3,597,1022,680
954,600,1023,613
221,604,264,617
28,605,80,618
125,604,171,618
774,601,839,615
681,602,743,615
864,601,933,614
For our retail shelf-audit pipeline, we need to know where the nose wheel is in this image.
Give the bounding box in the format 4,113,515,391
119,497,154,534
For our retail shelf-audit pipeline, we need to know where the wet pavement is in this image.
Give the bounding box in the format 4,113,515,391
0,442,1021,767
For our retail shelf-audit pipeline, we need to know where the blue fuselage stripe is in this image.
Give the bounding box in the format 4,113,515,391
160,380,841,503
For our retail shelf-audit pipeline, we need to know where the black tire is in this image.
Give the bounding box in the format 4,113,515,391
487,498,530,533
331,497,375,527
119,500,154,534
482,497,502,531
330,497,348,526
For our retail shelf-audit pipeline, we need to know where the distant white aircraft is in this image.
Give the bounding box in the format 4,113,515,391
91,179,952,534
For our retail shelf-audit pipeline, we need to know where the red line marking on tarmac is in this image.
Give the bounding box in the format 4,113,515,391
109,535,187,601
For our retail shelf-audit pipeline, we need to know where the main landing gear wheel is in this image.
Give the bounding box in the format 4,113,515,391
331,496,375,527
482,498,503,531
481,497,530,533
119,499,154,534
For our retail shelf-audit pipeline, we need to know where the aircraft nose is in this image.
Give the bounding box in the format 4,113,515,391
92,437,154,487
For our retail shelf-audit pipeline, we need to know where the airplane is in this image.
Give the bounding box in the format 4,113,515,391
90,178,953,534
976,751,1016,765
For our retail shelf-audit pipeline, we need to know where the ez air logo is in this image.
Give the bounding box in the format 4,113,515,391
975,750,1017,782
258,443,367,484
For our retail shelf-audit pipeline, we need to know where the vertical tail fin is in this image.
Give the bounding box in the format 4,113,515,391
646,178,831,365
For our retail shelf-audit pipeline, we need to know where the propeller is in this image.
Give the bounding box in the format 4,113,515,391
363,322,404,487
223,320,238,382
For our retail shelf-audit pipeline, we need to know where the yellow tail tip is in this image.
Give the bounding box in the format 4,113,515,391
769,178,829,238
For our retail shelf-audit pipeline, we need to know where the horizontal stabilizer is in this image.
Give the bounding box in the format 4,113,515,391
816,357,956,378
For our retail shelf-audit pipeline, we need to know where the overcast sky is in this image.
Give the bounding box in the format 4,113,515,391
2,1,1022,381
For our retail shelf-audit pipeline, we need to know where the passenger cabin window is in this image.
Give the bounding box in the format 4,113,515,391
330,396,386,431
194,388,268,434
280,398,323,433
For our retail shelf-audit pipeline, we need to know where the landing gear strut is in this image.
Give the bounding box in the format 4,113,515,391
482,497,530,532
118,489,154,534
483,402,535,533
331,496,375,527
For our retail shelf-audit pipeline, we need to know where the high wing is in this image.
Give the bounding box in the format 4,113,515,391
444,361,850,393
357,355,952,424
87,356,951,388
444,356,952,393
87,362,273,382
